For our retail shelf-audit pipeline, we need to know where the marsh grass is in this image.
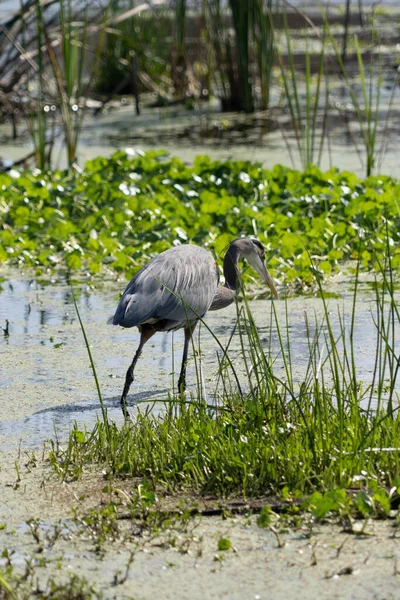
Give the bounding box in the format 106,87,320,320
50,249,400,499
275,13,327,170
42,0,108,167
322,11,397,178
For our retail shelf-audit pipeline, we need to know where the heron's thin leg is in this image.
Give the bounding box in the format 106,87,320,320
177,322,197,394
121,326,155,416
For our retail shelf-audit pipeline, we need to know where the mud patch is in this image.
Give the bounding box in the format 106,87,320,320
0,452,400,600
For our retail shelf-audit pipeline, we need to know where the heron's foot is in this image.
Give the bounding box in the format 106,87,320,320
120,370,135,410
123,406,134,422
120,383,133,419
177,377,186,396
120,393,131,419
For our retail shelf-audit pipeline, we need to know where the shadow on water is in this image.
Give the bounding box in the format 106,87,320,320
0,388,170,451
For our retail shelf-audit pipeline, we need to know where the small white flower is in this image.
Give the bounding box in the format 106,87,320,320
119,183,129,196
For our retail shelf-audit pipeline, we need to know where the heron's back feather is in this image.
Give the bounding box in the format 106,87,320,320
113,245,219,330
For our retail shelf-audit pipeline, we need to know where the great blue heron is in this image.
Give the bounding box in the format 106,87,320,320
112,237,278,410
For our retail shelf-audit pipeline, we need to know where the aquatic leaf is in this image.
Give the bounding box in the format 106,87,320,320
217,537,231,551
257,505,272,528
355,492,373,517
372,488,390,515
319,261,332,275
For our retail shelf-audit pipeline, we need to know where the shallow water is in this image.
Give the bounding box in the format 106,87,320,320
1,267,399,452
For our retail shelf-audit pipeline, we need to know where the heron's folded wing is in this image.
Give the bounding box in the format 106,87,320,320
113,246,218,328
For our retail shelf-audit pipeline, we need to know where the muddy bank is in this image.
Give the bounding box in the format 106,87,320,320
0,451,399,600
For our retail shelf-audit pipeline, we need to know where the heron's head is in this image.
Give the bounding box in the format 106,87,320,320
234,237,279,299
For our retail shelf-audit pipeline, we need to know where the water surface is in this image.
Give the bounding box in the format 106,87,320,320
1,268,399,451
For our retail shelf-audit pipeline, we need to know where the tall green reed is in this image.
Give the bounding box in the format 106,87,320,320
43,0,108,167
323,11,389,177
252,0,274,110
204,0,275,112
229,0,253,113
275,13,327,169
29,0,47,169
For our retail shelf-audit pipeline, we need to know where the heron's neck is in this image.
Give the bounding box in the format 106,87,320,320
223,244,240,291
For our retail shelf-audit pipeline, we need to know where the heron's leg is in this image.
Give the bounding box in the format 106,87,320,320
177,322,197,394
121,326,155,415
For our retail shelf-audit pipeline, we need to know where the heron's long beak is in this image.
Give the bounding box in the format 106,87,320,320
260,261,279,299
248,254,279,299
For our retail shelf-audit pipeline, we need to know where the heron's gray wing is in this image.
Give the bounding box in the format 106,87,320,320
113,245,219,328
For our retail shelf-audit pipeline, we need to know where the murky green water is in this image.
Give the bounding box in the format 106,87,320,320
1,268,399,451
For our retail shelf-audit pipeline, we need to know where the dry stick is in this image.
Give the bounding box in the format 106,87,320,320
117,498,304,520
0,24,42,74
0,0,57,31
280,0,322,39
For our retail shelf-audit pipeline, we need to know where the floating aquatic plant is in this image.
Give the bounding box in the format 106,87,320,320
0,152,399,290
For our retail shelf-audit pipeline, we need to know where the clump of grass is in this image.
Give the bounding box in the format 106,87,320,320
0,568,101,600
322,11,398,177
50,250,400,498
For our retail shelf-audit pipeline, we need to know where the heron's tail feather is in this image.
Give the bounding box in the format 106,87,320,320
106,316,114,325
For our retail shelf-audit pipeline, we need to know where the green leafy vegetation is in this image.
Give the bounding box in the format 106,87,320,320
0,567,102,600
1,151,399,289
217,537,231,551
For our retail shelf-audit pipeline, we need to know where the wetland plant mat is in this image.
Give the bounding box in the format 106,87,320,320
1,150,400,290
1,149,397,511
1,153,400,600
